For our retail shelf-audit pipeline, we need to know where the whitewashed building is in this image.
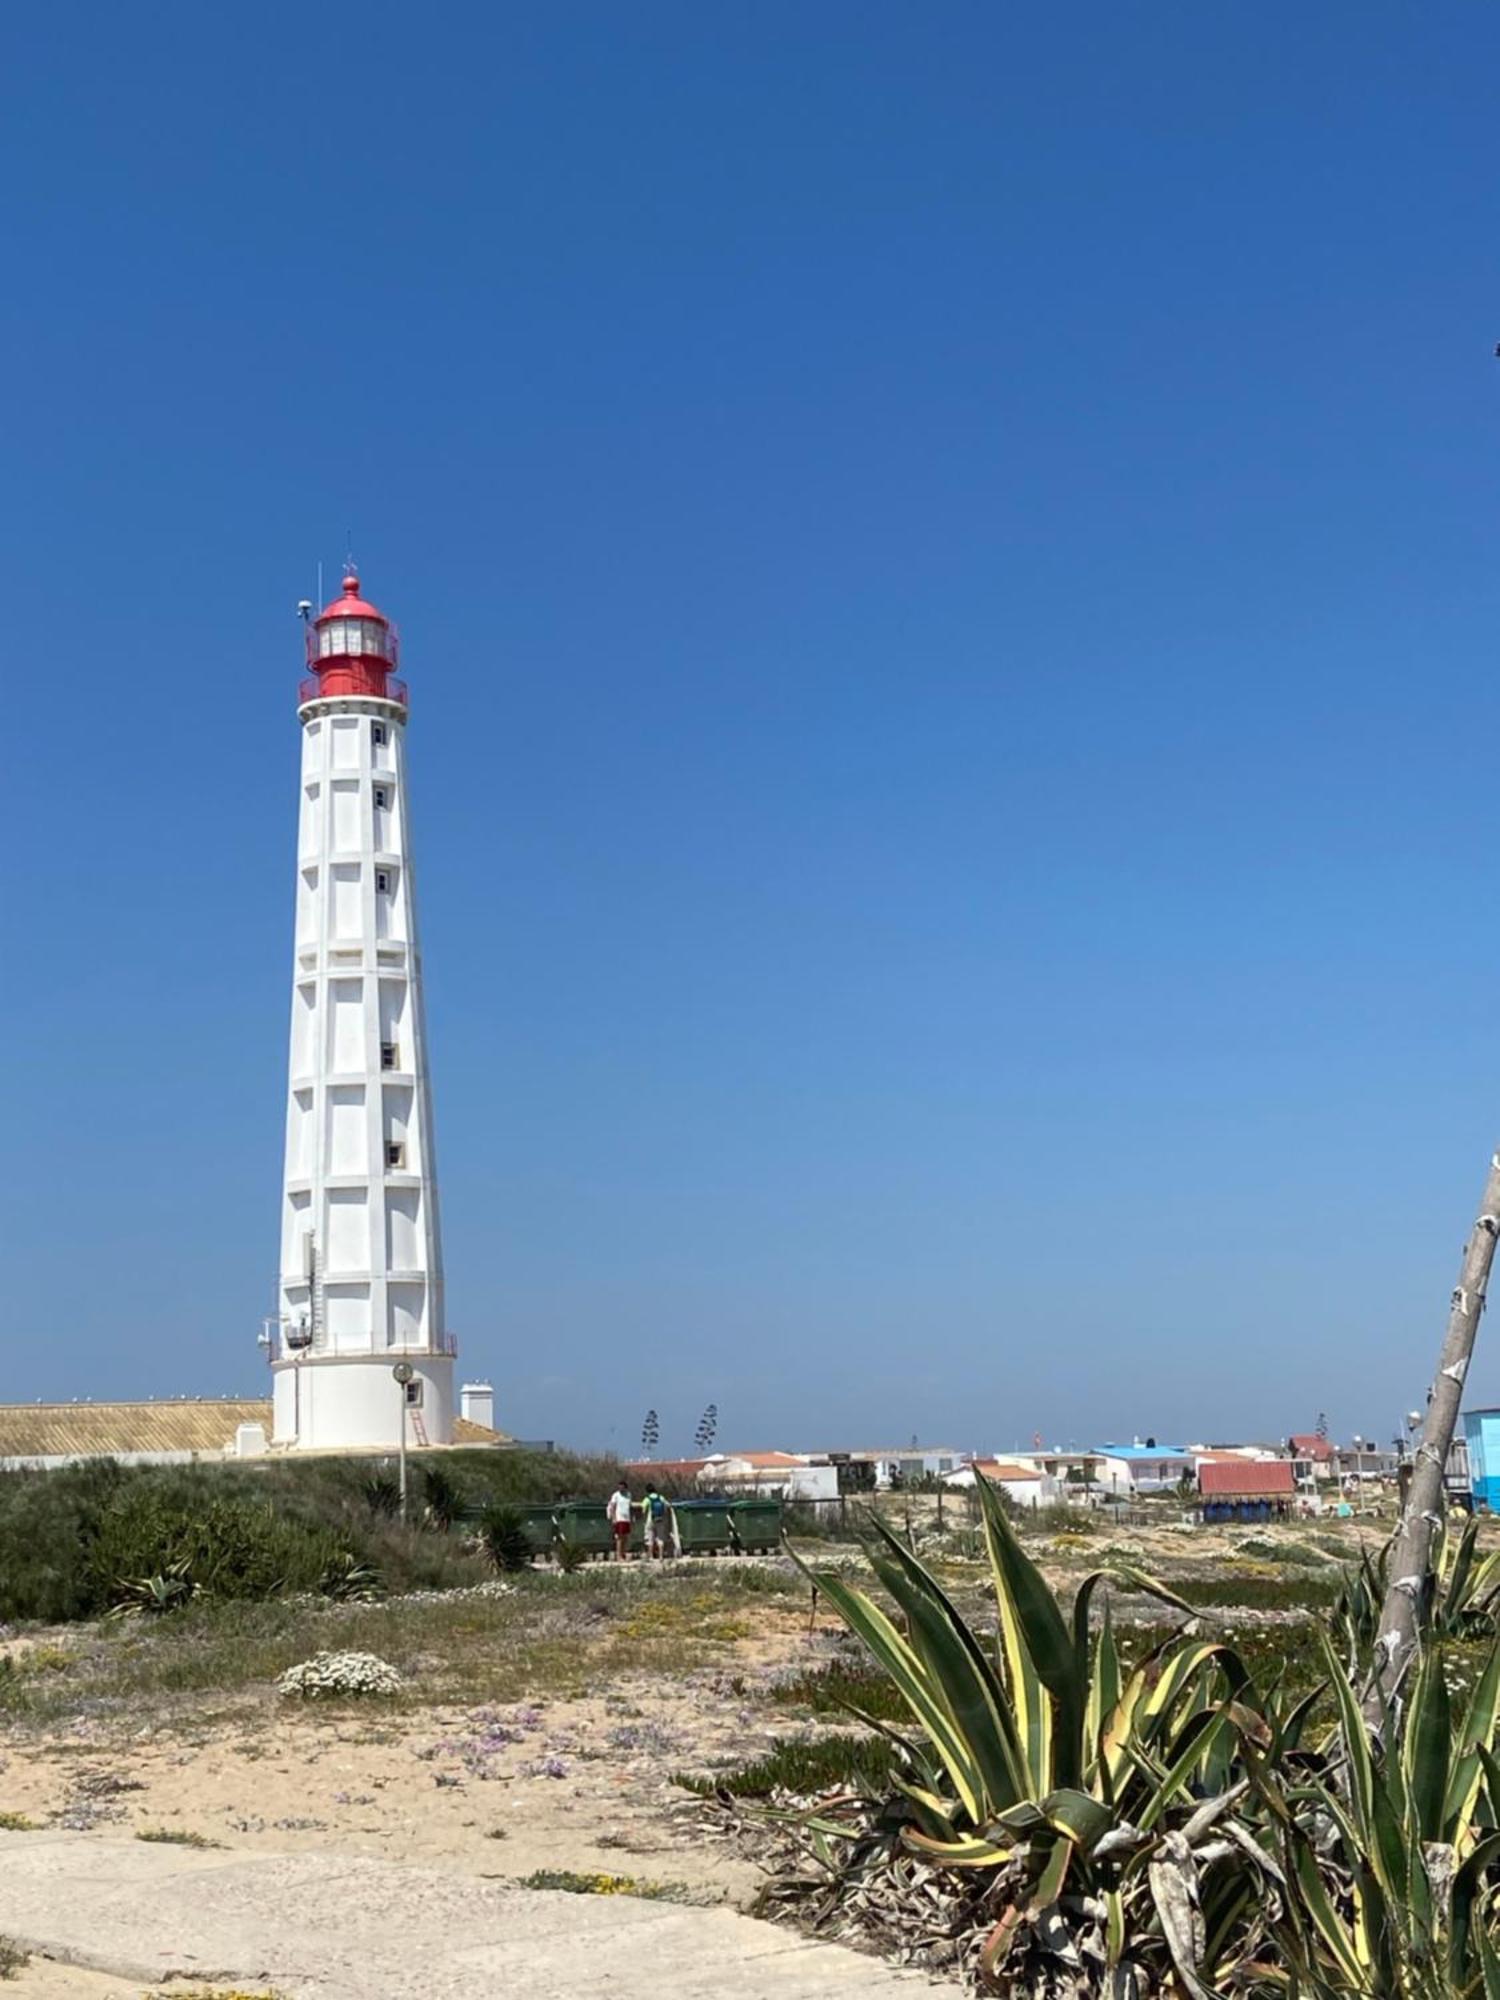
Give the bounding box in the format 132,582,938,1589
268,572,456,1450
941,1458,1052,1508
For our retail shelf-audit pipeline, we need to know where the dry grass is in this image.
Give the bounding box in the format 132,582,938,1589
0,1563,800,1737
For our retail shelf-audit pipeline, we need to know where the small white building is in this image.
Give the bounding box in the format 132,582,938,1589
1092,1443,1195,1496
701,1452,839,1501
813,1446,966,1490
942,1458,1053,1509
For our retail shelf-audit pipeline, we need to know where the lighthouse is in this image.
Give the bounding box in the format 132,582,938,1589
270,571,454,1450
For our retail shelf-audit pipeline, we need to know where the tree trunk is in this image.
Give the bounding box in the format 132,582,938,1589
1365,1148,1500,1727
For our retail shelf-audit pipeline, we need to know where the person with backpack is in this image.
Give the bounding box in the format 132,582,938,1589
642,1482,671,1559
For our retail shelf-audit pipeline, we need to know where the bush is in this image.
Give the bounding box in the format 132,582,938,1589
87,1485,340,1610
676,1732,899,1800
768,1658,912,1723
0,1447,623,1625
317,1552,384,1602
276,1650,402,1698
420,1463,461,1531
0,1458,128,1621
480,1503,533,1574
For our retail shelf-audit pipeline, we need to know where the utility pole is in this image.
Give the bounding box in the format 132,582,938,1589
1366,1149,1500,1726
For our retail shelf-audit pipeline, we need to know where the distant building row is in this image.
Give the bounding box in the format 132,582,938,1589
626,1429,1462,1518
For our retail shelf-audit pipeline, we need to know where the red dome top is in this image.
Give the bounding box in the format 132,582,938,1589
315,570,389,627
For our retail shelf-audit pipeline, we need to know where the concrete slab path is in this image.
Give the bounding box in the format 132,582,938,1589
0,1831,960,1998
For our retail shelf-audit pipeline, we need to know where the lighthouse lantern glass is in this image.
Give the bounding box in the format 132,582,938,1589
318,618,388,660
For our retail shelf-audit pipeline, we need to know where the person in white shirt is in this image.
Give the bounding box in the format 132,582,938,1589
607,1483,633,1561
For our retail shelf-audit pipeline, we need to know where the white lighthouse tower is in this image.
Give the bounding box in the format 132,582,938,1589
270,571,454,1450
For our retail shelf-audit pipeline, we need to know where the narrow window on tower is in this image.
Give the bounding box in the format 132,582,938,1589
376,869,391,894
381,1041,399,1070
371,722,387,748
404,1379,424,1408
373,785,390,810
386,1141,405,1169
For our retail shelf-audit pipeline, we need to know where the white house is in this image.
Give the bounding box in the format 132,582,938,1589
942,1458,1053,1509
699,1453,840,1501
1092,1443,1195,1496
814,1446,966,1490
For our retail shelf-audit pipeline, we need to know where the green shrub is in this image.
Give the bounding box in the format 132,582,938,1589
108,1557,197,1619
676,1731,898,1800
0,1448,622,1624
0,1936,29,1980
769,1658,912,1723
0,1458,128,1621
480,1503,533,1574
420,1463,461,1532
89,1486,340,1610
317,1552,384,1602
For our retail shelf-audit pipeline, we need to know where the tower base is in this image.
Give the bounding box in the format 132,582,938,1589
271,1354,454,1451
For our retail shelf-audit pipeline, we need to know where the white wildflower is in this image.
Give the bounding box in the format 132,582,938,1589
276,1651,404,1699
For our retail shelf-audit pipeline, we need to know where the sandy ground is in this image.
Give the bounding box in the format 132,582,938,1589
0,1624,844,1927
0,1516,1421,1995
4,1965,148,1998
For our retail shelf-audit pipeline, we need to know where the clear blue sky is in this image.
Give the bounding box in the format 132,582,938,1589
4,4,1497,1459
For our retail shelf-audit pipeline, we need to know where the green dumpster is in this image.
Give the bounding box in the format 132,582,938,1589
672,1499,734,1554
553,1500,613,1559
730,1499,783,1553
518,1505,558,1556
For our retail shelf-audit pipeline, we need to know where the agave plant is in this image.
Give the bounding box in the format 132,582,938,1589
107,1555,196,1618
317,1551,385,1602
792,1475,1295,1994
1334,1515,1500,1672
479,1502,533,1574
420,1463,462,1533
1264,1626,1500,1997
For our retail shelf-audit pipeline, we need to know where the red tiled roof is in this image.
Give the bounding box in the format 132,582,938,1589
624,1459,706,1484
971,1459,1044,1482
1199,1460,1295,1498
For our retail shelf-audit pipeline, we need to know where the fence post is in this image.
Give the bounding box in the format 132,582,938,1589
937,1484,944,1530
840,1493,847,1533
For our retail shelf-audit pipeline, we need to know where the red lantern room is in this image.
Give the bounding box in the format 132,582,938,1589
299,571,408,709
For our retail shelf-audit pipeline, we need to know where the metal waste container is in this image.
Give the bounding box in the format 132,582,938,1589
730,1498,783,1553
552,1500,613,1559
671,1498,734,1554
517,1505,559,1556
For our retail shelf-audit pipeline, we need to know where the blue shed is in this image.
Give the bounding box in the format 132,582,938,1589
1464,1410,1500,1514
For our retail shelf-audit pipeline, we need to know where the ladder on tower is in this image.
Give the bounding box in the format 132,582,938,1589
409,1409,429,1448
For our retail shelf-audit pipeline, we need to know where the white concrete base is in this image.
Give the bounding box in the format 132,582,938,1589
0,1834,954,1999
271,1352,453,1449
